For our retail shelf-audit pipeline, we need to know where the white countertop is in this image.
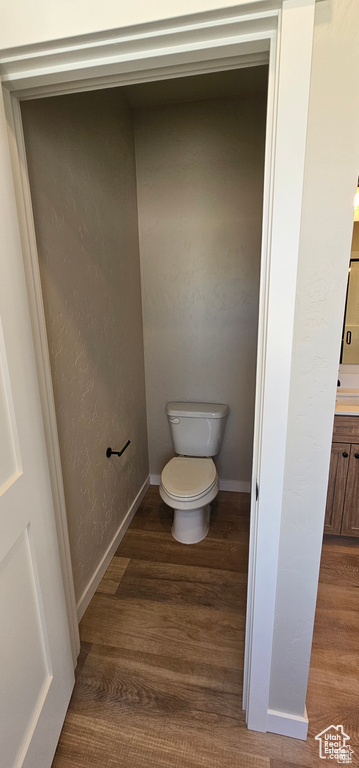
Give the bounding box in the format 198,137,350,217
335,402,359,416
335,388,359,416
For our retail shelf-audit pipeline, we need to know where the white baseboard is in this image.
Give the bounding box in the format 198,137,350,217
266,707,308,740
76,475,150,621
150,473,250,493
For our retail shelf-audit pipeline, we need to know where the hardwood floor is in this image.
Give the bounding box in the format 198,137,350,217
52,487,359,768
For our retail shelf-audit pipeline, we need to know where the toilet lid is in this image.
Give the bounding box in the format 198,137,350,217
161,457,217,500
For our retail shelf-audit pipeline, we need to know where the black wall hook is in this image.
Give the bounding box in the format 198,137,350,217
106,440,131,459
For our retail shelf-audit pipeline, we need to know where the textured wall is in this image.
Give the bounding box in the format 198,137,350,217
269,0,359,717
135,95,266,483
21,89,148,603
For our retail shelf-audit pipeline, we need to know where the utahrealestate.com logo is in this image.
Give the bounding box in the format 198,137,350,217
315,725,354,763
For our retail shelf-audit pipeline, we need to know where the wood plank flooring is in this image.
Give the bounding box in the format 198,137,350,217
52,487,359,768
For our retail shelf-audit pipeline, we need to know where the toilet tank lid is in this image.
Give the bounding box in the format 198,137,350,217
166,402,229,419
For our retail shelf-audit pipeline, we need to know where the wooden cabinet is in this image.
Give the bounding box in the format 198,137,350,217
324,416,359,537
342,443,359,536
324,442,350,534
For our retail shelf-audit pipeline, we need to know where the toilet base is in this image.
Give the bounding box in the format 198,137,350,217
171,505,210,545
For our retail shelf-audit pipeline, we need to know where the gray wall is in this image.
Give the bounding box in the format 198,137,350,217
22,89,148,604
134,95,266,484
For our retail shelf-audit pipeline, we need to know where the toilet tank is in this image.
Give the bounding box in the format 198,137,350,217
166,402,229,457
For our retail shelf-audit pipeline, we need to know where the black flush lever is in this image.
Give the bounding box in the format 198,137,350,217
106,440,131,459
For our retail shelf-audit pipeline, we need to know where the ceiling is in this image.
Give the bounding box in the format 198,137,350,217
121,64,268,109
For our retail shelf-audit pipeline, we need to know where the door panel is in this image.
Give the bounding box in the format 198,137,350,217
0,528,51,768
0,89,74,768
342,443,359,536
324,442,350,534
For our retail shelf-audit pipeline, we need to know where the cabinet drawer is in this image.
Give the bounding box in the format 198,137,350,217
333,415,359,443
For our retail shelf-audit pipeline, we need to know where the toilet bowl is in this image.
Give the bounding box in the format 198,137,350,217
160,456,219,544
159,402,229,544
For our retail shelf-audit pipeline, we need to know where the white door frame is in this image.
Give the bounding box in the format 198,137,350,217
0,0,315,736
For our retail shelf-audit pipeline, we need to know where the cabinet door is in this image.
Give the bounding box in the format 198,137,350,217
341,444,359,536
324,443,350,534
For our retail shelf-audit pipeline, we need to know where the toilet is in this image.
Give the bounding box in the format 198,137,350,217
160,402,229,544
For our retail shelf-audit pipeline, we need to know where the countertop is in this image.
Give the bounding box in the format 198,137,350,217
335,388,359,416
335,403,359,416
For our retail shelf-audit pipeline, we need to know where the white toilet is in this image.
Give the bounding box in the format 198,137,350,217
160,402,229,544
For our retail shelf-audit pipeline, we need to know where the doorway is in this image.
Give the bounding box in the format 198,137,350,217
19,63,268,602
2,0,316,738
19,60,268,730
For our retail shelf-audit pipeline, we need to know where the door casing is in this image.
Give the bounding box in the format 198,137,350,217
0,0,315,737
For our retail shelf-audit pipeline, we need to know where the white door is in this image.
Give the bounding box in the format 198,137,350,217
0,90,74,767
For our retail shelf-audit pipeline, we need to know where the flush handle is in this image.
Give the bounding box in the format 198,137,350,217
169,417,180,424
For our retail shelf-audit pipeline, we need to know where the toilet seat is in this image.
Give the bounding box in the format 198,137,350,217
161,456,217,501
